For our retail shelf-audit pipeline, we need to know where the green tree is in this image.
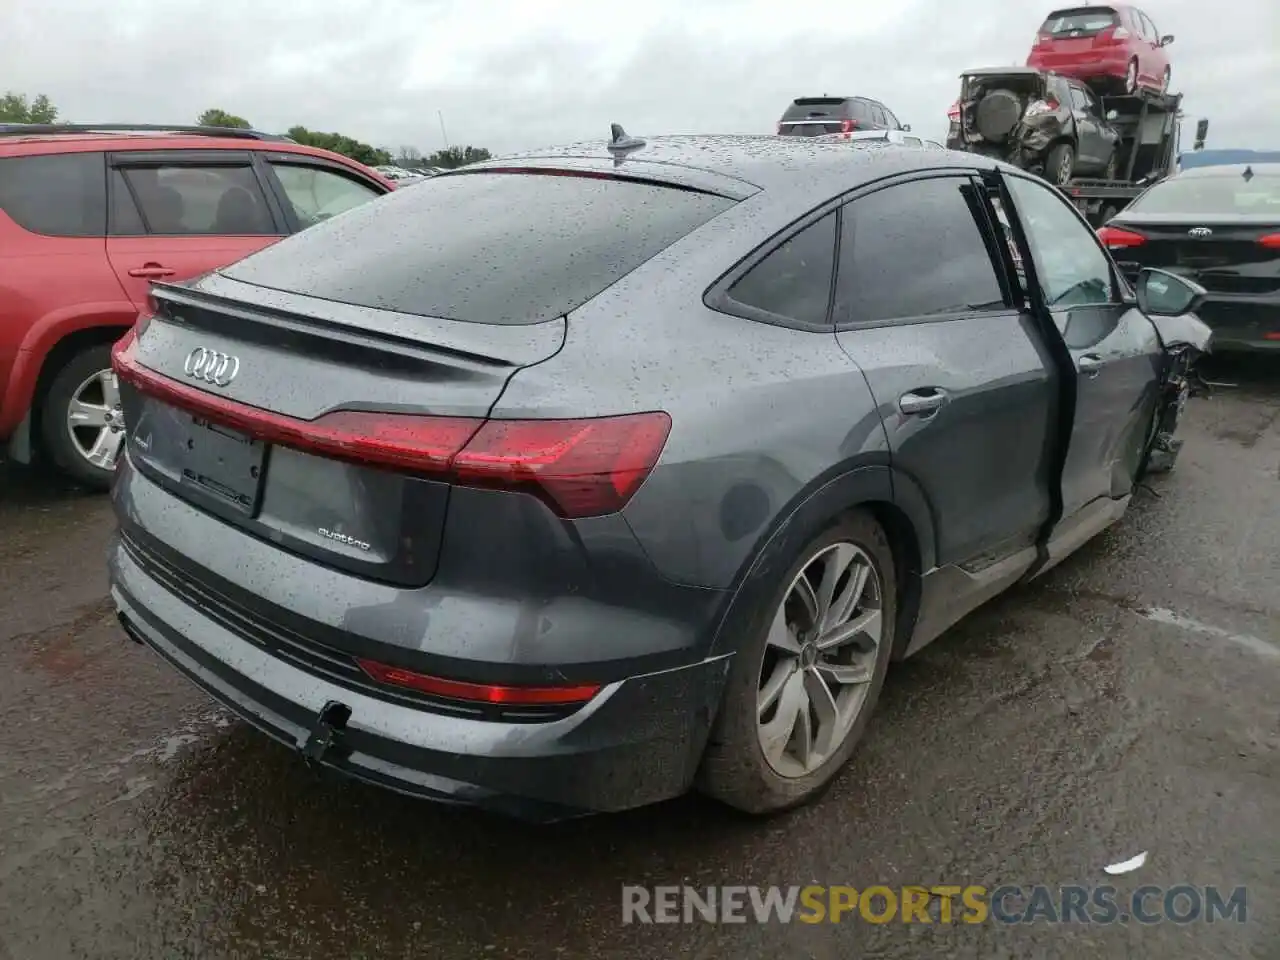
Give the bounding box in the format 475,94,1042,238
286,126,392,166
0,91,59,124
197,108,251,129
425,146,492,169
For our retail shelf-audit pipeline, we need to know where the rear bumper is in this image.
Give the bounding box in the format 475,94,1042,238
1027,52,1128,81
109,534,733,821
1190,297,1280,353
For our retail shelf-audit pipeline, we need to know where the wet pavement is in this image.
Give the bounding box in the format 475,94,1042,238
1,359,1278,960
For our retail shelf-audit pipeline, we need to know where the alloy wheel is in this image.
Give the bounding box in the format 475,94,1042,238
1057,149,1075,185
66,368,125,471
756,541,884,778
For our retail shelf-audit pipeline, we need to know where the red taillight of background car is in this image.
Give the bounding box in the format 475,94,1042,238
356,659,602,706
1256,233,1280,249
947,101,961,121
1096,226,1147,248
1096,24,1129,44
840,118,858,134
111,332,671,519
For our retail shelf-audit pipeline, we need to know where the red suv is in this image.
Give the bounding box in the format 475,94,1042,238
0,124,393,488
1027,5,1174,95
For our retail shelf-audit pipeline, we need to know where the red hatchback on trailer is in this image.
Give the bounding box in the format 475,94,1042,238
1027,5,1174,95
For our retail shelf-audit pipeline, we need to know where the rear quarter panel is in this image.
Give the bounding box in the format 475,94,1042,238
490,192,892,590
0,216,134,436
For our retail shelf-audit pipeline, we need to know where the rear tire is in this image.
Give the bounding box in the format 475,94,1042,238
1047,143,1076,185
39,344,123,491
1124,59,1139,94
696,510,896,815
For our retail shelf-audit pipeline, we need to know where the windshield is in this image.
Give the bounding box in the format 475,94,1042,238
222,171,733,325
1127,173,1280,215
1040,7,1119,35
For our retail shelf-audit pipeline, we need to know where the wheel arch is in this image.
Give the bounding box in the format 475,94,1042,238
706,463,932,666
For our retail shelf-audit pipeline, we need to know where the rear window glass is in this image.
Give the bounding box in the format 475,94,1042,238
222,171,734,324
1127,174,1280,215
1040,7,1119,34
0,153,106,237
782,99,851,121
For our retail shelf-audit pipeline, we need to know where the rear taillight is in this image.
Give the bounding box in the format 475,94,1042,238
357,659,601,706
840,119,858,134
1025,99,1059,117
776,122,783,134
1097,225,1147,248
1257,233,1280,249
946,101,960,121
110,334,671,518
1111,26,1129,39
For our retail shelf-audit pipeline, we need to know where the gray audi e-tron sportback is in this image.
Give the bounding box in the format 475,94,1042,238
108,129,1209,821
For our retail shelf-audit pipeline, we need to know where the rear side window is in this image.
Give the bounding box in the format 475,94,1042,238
724,212,837,328
0,153,105,237
222,171,734,324
1040,7,1119,36
118,163,277,235
835,177,1006,325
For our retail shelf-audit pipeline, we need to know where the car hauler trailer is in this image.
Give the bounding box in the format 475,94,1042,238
1060,86,1183,225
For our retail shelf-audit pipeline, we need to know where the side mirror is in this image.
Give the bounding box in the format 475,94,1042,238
1136,267,1205,317
1106,109,1119,121
1160,34,1174,45
901,123,912,132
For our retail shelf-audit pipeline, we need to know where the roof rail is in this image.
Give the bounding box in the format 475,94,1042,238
0,123,294,142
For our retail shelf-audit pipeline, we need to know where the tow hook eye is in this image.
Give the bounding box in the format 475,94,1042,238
300,700,352,765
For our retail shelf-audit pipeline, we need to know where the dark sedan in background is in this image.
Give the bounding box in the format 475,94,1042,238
108,132,1208,821
1100,162,1280,351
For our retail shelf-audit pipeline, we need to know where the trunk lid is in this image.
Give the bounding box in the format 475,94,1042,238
1106,216,1280,296
118,275,564,587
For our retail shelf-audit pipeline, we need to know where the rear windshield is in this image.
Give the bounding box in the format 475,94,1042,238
782,98,853,121
221,171,733,324
1040,7,1119,35
1127,173,1280,215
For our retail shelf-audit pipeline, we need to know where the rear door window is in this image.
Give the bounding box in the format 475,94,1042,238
0,152,106,237
222,171,735,324
835,176,1007,325
722,212,837,328
118,162,278,235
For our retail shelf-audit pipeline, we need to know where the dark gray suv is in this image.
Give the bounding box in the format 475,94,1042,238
108,133,1209,821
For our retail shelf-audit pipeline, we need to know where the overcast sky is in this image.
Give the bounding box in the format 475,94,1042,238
4,0,1276,157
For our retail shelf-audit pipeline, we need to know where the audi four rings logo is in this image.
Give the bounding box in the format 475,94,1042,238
183,347,240,386
1188,227,1213,238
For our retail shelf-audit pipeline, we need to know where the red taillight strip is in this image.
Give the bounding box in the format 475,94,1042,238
111,331,482,473
1257,233,1280,249
1097,225,1147,248
110,329,672,518
357,658,601,706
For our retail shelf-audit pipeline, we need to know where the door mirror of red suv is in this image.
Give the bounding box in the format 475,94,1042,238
1159,34,1174,46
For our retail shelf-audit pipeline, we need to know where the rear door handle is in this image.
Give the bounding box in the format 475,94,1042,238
1078,353,1103,376
127,263,176,278
898,388,948,416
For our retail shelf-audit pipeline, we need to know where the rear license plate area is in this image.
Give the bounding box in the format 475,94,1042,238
179,415,266,515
